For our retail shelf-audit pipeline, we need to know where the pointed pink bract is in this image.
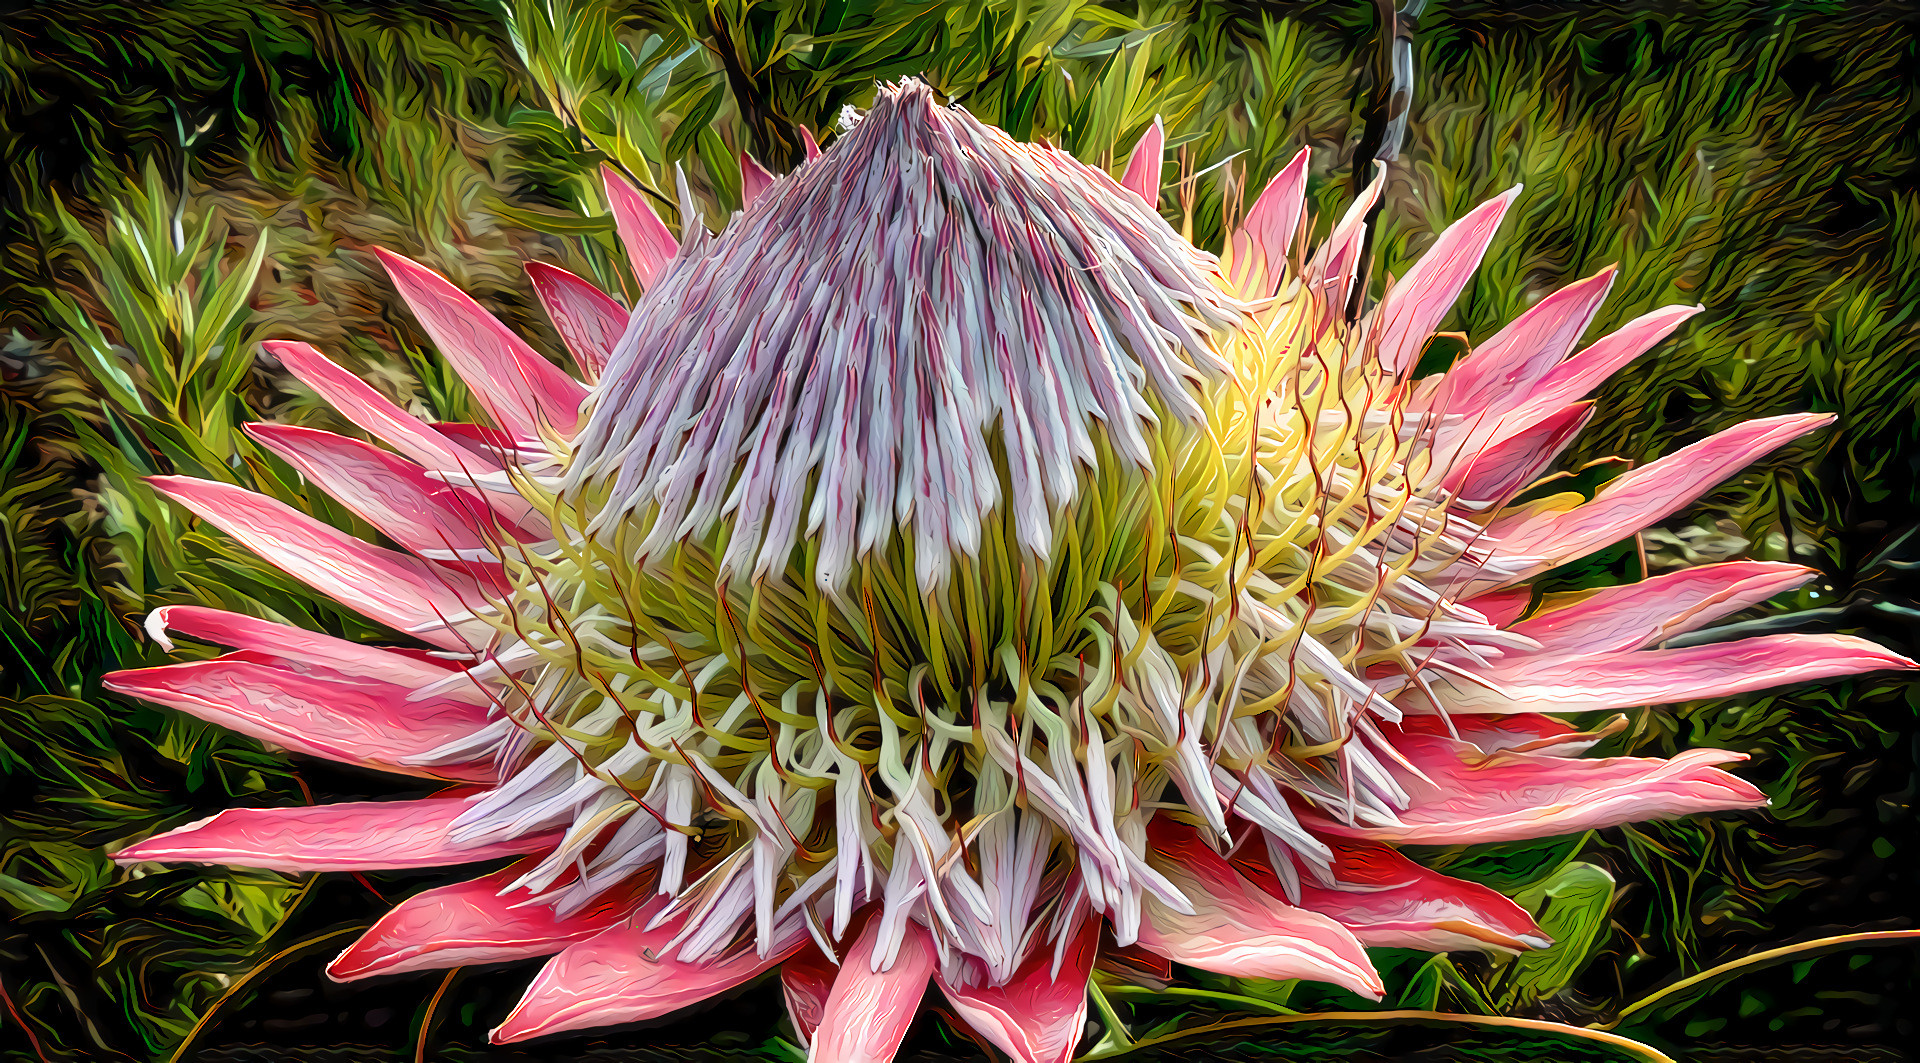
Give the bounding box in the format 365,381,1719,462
1304,168,1384,312
1483,303,1703,449
329,862,641,980
1434,266,1616,417
808,917,936,1063
1119,116,1164,205
103,655,494,780
149,476,492,650
1487,412,1837,580
1228,146,1309,295
935,918,1099,1063
1512,560,1815,654
526,261,628,381
1372,186,1521,375
1448,401,1593,505
601,163,679,292
1140,822,1382,998
140,605,470,692
1414,633,1917,715
246,423,519,568
491,899,802,1043
1306,734,1768,845
374,248,586,440
741,151,777,207
1244,839,1547,954
111,798,558,872
264,340,495,477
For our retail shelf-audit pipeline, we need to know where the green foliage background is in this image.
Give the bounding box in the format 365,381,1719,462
0,1,1915,1059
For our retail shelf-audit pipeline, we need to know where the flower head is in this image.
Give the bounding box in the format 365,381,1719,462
108,79,1913,1061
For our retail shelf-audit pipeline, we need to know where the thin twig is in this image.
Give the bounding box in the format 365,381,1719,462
1089,1010,1676,1063
1605,929,1920,1028
166,920,361,1063
416,967,462,1063
0,972,52,1063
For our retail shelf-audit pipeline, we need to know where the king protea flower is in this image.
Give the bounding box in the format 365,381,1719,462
107,79,1913,1061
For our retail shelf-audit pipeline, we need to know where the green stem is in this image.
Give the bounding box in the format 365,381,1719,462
1101,984,1299,1016
1079,982,1135,1060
